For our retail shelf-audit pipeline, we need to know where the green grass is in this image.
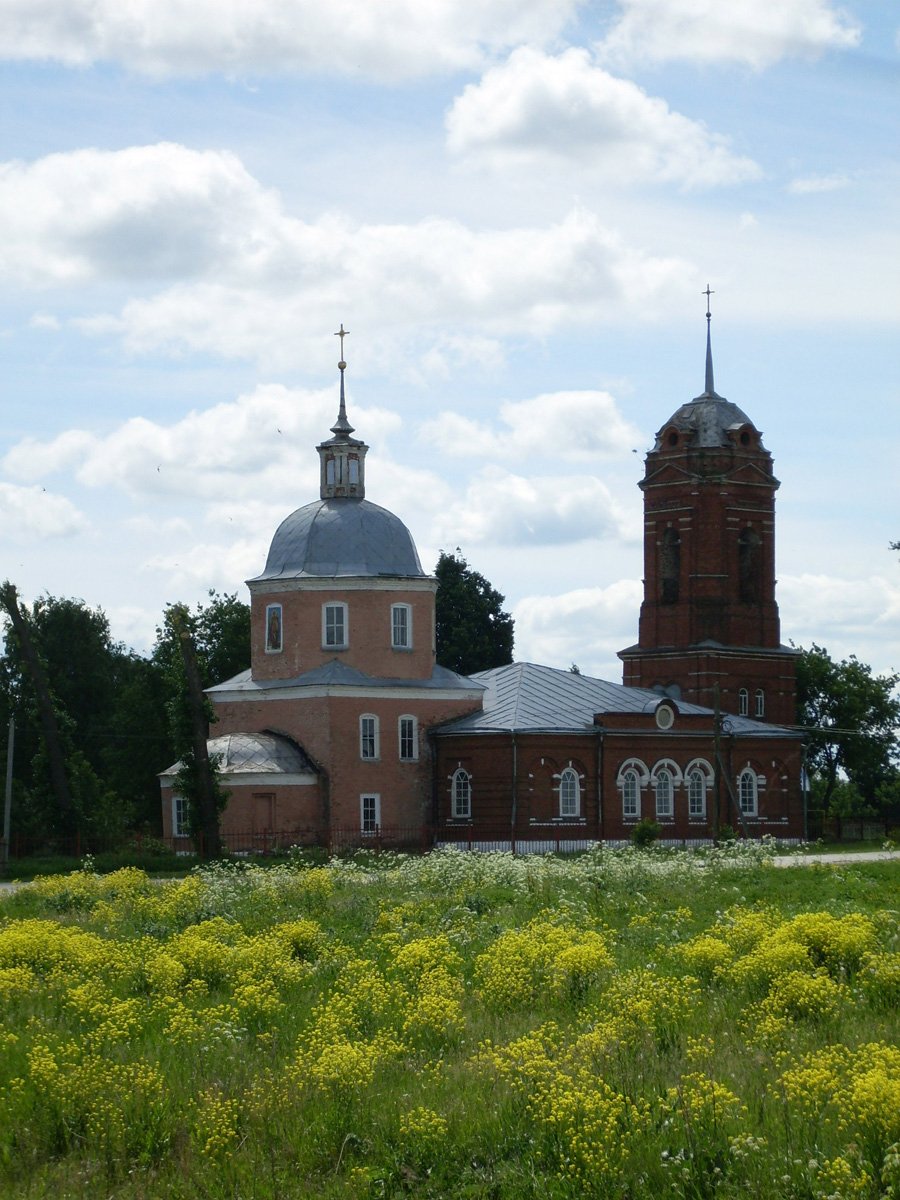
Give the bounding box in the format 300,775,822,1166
1,846,898,1198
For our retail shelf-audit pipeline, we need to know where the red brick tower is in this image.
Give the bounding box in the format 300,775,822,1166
619,298,797,725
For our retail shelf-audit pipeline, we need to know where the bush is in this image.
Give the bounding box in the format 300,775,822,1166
631,818,661,849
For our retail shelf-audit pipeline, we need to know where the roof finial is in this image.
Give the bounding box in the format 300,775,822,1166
703,284,716,397
331,324,354,437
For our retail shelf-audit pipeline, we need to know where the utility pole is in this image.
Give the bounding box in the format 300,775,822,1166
2,717,13,867
712,685,721,844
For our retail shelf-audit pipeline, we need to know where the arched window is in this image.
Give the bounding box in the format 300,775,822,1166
359,714,379,760
398,715,418,761
739,768,758,816
655,768,673,819
738,528,762,603
451,769,471,819
687,769,707,819
738,688,749,716
660,528,681,604
755,689,765,718
621,769,640,819
559,767,580,818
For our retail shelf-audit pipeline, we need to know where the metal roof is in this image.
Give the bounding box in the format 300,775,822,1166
161,730,317,777
207,660,481,696
434,661,797,737
251,497,424,582
654,393,760,450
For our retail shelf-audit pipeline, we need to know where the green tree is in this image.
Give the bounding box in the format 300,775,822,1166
796,643,900,813
435,549,514,677
0,587,135,841
152,592,249,855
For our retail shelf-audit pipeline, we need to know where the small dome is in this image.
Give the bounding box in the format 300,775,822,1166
253,497,425,581
162,731,316,776
654,394,759,450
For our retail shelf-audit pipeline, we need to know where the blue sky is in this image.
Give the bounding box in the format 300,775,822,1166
0,0,898,682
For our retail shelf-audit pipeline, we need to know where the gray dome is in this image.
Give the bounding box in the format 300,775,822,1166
654,392,758,450
253,497,425,581
163,731,316,776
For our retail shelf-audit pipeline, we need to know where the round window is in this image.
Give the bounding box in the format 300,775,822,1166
656,704,675,730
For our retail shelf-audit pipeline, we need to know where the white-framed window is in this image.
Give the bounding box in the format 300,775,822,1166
687,769,707,819
558,766,580,818
360,793,381,835
739,768,758,816
622,769,640,819
323,602,348,649
264,603,283,653
738,688,749,716
398,715,418,761
755,689,765,718
655,768,674,819
359,714,379,760
617,758,648,820
172,793,190,838
451,768,471,819
391,603,412,649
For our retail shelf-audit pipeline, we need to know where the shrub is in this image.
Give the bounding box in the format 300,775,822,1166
631,818,661,849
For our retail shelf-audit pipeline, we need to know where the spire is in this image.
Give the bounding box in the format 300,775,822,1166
317,324,368,500
703,284,717,398
331,324,354,438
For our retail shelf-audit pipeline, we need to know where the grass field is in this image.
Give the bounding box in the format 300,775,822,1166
0,844,898,1198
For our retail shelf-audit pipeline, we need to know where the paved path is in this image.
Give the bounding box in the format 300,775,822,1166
771,849,900,867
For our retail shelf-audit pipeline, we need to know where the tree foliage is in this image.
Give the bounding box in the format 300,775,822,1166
0,588,249,846
435,549,514,677
795,643,900,813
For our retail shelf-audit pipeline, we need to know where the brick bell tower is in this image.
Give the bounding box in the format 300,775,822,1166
619,292,797,726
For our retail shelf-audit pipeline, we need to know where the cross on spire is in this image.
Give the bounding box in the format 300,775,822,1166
334,323,349,367
703,285,716,396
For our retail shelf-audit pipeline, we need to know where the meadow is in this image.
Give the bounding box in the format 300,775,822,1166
0,845,897,1199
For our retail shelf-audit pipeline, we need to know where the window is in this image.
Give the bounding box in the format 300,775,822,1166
660,527,681,604
739,528,761,603
687,769,707,819
655,768,673,819
451,768,471,819
359,714,379,760
559,767,580,818
265,603,283,653
739,769,758,816
323,602,348,649
398,715,418,761
172,793,189,838
391,603,411,649
622,769,640,819
360,794,381,835
755,689,765,718
738,688,749,716
348,457,359,485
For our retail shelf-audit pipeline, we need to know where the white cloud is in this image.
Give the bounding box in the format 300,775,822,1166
432,467,631,548
422,389,643,460
513,580,642,676
780,573,900,642
597,0,861,68
787,173,851,194
0,0,580,80
0,482,88,540
1,383,399,505
446,47,761,188
0,144,691,369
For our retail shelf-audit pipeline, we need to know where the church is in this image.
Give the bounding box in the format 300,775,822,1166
160,316,806,849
